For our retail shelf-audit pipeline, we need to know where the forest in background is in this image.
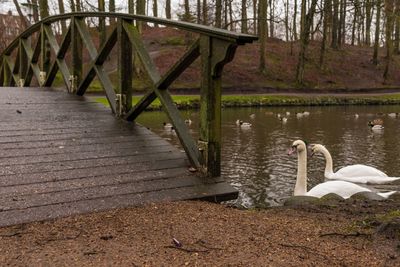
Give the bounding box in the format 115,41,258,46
1,0,399,88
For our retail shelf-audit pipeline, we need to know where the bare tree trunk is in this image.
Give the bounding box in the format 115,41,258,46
203,0,208,25
197,0,201,23
241,0,248,33
229,0,233,30
39,0,49,18
216,0,222,27
75,0,81,11
166,0,171,19
184,0,191,21
57,0,66,32
31,0,39,22
383,0,395,81
99,0,106,47
293,0,298,40
69,0,75,12
109,0,115,24
331,0,339,49
351,0,359,46
253,0,258,34
259,0,267,74
224,0,229,28
153,0,158,27
284,0,289,41
395,0,400,54
373,0,382,65
340,0,346,45
12,0,30,28
296,0,318,85
365,0,372,46
268,0,274,37
338,0,344,46
320,0,329,67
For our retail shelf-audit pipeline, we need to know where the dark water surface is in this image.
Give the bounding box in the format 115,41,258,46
136,105,400,208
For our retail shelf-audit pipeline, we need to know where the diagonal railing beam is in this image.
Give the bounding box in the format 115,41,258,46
75,18,117,113
5,55,19,86
44,26,72,88
77,27,117,97
43,25,71,87
124,39,200,121
21,36,42,86
122,21,202,169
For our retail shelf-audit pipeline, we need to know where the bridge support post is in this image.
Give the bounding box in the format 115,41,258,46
71,17,83,93
199,36,238,177
117,19,133,116
40,25,51,82
2,57,11,86
19,38,28,86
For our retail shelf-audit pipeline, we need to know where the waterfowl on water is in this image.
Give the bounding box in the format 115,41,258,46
280,117,288,124
368,118,384,130
288,140,396,199
237,121,252,128
163,122,173,130
310,144,400,184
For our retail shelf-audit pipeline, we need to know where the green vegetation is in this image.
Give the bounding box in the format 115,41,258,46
94,93,400,110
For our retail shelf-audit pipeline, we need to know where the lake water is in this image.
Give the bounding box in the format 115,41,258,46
136,105,400,208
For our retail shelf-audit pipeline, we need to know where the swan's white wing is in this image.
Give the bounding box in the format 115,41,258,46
334,164,388,178
327,175,400,184
306,181,370,199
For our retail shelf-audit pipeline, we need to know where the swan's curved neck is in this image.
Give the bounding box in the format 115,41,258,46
294,149,307,196
319,146,334,176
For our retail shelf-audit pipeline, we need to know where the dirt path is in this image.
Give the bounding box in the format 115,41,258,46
1,199,399,266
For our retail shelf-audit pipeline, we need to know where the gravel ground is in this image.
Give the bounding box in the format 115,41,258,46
1,199,399,266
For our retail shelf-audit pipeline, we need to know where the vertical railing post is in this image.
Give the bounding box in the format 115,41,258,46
71,16,83,93
0,57,4,86
40,24,51,84
116,19,133,116
199,36,238,177
19,38,28,87
3,57,11,86
199,36,222,177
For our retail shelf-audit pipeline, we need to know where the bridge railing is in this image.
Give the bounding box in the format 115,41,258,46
0,12,257,177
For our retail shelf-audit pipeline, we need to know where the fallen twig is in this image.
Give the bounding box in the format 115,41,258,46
319,231,371,238
194,239,223,250
164,245,209,253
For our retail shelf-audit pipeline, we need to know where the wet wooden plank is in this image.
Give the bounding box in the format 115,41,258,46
0,86,238,226
0,182,237,227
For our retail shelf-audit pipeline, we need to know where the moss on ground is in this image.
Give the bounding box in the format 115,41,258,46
94,93,400,110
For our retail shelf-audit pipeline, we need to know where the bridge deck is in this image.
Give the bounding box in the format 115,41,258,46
0,87,237,227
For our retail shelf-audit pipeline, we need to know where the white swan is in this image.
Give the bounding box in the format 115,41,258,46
280,117,288,124
288,140,396,198
163,122,173,130
239,121,252,128
310,144,400,184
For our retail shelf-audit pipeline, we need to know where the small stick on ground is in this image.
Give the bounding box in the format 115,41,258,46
319,231,371,238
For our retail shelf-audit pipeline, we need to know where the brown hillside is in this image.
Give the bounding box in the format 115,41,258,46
140,27,400,91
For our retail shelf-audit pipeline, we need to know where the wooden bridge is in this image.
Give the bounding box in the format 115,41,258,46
0,12,257,226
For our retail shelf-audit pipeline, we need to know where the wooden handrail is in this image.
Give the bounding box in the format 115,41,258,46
1,12,257,57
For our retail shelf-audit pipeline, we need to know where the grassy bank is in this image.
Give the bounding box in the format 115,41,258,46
94,93,400,110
